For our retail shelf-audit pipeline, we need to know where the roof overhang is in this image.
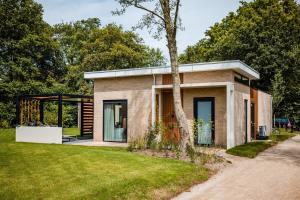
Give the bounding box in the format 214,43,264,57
84,60,260,80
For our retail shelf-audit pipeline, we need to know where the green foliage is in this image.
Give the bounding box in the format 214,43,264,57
54,20,166,94
0,119,9,128
128,122,180,152
145,122,161,148
270,128,296,142
192,119,214,145
0,1,166,126
186,144,196,163
0,0,67,126
180,0,300,117
42,103,78,127
127,135,147,151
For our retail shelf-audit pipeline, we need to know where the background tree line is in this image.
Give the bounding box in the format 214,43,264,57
0,0,166,127
1,0,299,127
179,0,300,121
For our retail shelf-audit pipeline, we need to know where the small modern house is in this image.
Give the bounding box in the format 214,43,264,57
85,60,272,149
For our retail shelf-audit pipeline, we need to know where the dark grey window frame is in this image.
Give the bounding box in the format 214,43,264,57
193,97,215,145
103,99,128,143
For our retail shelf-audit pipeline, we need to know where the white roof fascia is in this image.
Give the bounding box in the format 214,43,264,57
84,60,260,80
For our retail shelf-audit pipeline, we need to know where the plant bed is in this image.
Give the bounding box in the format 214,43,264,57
132,146,228,174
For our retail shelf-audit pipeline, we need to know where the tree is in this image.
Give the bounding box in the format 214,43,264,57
53,19,166,94
0,0,67,126
179,0,300,119
114,0,192,154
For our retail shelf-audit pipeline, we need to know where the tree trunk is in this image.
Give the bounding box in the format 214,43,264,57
159,0,192,154
167,36,192,153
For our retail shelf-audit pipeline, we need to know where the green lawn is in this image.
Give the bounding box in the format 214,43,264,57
63,127,80,136
226,129,297,158
0,129,208,200
226,141,273,158
270,132,296,142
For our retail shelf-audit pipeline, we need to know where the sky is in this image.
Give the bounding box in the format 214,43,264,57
36,0,251,58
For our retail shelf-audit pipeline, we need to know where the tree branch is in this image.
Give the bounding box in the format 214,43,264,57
132,0,166,23
173,0,180,35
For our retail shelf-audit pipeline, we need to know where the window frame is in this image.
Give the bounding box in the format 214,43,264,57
193,97,215,145
103,99,128,143
234,72,250,86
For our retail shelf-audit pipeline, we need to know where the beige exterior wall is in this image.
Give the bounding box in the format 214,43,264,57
93,76,153,142
258,90,272,136
183,70,234,84
234,83,251,146
155,74,163,85
92,69,257,148
183,87,227,147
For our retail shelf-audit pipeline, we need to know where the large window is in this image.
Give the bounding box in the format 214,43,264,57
103,100,127,142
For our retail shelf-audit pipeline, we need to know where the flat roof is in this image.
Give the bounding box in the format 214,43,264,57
84,60,260,80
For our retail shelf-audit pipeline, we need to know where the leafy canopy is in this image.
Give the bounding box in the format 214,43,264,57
179,0,300,117
53,18,166,94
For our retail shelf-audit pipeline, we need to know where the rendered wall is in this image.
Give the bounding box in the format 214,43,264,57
183,87,227,147
16,126,62,144
258,90,272,135
93,76,153,142
234,83,251,146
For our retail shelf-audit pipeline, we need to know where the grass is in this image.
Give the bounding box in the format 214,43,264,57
226,141,273,158
270,132,296,142
0,128,209,200
63,127,80,136
226,129,298,158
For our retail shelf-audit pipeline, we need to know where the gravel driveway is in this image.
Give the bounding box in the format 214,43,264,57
173,135,300,200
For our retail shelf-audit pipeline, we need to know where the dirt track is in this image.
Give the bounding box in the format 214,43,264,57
173,135,300,200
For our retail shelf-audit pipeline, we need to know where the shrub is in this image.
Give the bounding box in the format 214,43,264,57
0,120,10,128
192,119,214,145
186,144,196,163
128,121,182,153
145,121,164,148
127,136,147,151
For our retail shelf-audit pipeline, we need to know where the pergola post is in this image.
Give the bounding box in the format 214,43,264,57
58,95,63,127
39,100,44,124
80,100,84,137
16,96,20,126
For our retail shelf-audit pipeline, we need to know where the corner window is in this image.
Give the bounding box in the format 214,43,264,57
103,100,127,142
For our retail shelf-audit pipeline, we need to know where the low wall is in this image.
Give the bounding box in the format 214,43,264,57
16,126,62,144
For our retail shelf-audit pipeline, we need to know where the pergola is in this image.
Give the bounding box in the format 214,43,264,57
16,93,94,136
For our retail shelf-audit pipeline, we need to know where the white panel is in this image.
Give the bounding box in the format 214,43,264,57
84,60,260,80
151,87,156,126
226,83,235,149
16,126,62,144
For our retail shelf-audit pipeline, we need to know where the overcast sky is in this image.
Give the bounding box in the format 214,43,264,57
36,0,252,58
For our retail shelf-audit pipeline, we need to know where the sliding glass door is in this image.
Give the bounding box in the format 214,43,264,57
103,100,127,142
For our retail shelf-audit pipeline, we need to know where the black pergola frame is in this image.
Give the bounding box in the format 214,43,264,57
16,93,93,131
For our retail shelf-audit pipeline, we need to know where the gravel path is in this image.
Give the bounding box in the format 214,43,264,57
173,135,300,200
